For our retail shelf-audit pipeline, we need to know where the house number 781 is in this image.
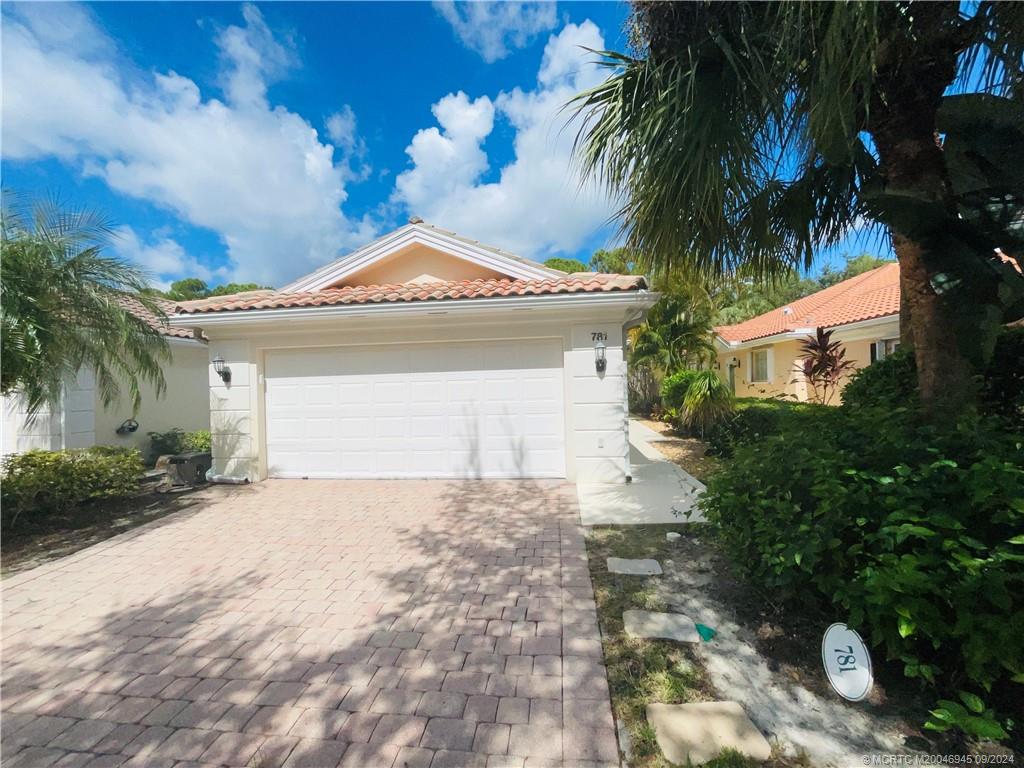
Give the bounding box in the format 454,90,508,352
835,645,857,672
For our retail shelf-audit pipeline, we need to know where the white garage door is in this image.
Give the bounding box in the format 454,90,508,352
264,339,566,479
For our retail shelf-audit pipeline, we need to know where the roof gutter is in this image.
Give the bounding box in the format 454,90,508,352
168,290,661,329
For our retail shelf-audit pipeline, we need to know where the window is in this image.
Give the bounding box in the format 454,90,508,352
870,338,900,363
751,349,769,382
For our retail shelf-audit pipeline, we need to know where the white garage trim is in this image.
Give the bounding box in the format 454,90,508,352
263,338,566,479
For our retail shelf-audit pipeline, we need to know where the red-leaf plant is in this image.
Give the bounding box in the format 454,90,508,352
795,327,857,405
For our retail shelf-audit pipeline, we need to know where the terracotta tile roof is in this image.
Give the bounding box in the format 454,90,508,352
118,295,204,340
715,263,900,344
175,274,647,315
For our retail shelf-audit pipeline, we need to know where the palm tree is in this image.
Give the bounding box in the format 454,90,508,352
1,195,170,416
630,278,716,375
571,1,1024,417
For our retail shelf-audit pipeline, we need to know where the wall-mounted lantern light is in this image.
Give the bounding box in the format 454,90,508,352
728,356,740,369
594,339,607,374
212,355,232,384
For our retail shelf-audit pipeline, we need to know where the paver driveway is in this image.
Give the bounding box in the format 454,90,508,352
1,480,619,768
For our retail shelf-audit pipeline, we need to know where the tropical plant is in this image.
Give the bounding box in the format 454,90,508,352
1,195,170,416
795,328,858,405
679,370,734,435
543,257,588,273
659,369,700,412
630,281,716,375
571,1,1024,418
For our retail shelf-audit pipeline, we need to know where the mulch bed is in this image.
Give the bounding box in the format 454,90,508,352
636,418,722,483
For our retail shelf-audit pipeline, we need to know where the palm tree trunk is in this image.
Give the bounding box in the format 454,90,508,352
893,234,975,413
871,120,976,416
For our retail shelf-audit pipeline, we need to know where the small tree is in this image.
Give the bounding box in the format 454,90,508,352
795,328,857,405
1,195,169,415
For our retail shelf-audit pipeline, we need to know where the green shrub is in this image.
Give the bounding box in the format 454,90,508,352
660,369,700,411
842,328,1023,430
148,427,211,461
181,429,211,453
704,398,827,457
841,348,918,410
700,409,1024,738
980,326,1024,431
680,370,734,435
1,447,144,526
148,427,185,459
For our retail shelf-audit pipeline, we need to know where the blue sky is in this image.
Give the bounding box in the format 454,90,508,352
2,1,882,289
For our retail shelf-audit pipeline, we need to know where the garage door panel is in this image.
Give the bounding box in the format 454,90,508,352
265,339,565,478
409,416,445,437
374,416,408,438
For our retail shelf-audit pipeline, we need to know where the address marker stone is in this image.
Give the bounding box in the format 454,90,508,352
622,610,699,643
646,701,772,765
607,558,663,575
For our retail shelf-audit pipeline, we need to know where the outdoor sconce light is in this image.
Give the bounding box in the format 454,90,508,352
212,355,232,384
594,339,607,373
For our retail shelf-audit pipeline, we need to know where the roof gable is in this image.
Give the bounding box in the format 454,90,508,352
283,221,563,292
715,263,900,344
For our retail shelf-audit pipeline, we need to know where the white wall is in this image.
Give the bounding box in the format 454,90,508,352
2,341,210,456
201,307,634,483
93,341,210,454
1,370,94,454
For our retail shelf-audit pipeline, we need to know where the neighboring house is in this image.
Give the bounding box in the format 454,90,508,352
714,264,901,401
169,220,658,483
2,297,209,456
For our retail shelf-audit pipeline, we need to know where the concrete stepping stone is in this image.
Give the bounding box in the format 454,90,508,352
647,701,772,765
622,610,699,643
607,557,663,575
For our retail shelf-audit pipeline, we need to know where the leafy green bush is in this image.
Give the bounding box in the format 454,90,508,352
700,409,1024,739
148,427,211,461
842,328,1023,430
1,447,144,526
704,398,827,457
182,429,211,453
680,370,734,435
660,369,700,411
840,348,918,410
979,327,1024,431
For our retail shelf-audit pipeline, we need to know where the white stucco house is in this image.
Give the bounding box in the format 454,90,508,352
2,297,210,456
169,221,658,484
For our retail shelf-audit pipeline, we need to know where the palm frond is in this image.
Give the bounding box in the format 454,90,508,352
1,193,170,416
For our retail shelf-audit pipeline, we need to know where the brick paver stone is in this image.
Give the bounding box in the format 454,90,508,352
282,737,348,768
0,480,612,768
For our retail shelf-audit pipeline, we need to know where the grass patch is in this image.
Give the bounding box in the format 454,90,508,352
587,524,753,768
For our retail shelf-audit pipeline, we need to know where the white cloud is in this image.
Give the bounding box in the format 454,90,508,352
392,21,614,260
2,3,376,286
111,226,225,291
434,1,559,63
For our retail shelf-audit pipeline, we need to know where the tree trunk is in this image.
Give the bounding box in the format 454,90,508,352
893,235,976,413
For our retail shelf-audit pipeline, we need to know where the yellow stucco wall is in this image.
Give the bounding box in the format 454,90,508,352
715,319,901,404
334,244,508,287
716,340,808,401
